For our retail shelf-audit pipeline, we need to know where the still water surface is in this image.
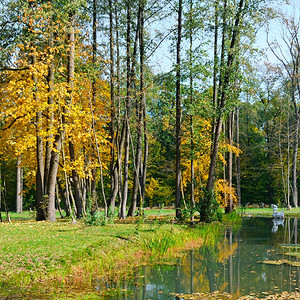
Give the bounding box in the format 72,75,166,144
104,217,300,299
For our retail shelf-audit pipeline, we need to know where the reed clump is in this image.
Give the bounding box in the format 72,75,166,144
143,230,182,257
222,211,242,226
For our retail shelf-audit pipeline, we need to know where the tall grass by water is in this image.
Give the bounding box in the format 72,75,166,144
0,216,224,298
143,230,182,257
0,208,245,298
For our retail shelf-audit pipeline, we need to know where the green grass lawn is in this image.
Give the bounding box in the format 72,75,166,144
3,205,299,222
0,207,176,222
238,206,300,217
0,211,224,299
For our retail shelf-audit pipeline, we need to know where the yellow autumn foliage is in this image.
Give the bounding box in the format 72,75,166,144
0,1,110,191
181,116,212,201
215,179,239,208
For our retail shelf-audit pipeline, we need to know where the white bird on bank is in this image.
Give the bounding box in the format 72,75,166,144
271,204,284,219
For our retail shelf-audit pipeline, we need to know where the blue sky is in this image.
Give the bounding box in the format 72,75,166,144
148,0,300,74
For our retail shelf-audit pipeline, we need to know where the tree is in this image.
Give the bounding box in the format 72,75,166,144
202,0,245,221
0,0,110,220
175,0,183,220
268,15,300,208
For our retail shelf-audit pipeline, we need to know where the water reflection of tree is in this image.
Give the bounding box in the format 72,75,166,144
178,227,239,295
284,218,298,244
283,218,299,292
119,218,299,299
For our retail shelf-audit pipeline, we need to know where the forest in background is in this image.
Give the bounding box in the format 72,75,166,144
0,0,299,222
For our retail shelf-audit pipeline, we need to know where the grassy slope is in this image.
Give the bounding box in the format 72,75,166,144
0,210,224,299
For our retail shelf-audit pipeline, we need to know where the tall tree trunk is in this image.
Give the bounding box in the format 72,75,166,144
16,157,23,213
189,0,195,219
206,0,227,193
140,0,148,207
211,0,219,141
204,0,244,221
67,4,82,218
34,56,46,221
108,0,118,215
1,164,11,223
27,0,46,221
45,7,58,222
89,0,99,214
121,123,130,219
44,14,55,197
114,3,124,212
235,106,241,205
128,1,144,217
225,111,233,213
287,107,291,206
291,114,299,207
120,0,131,219
47,133,62,222
141,115,148,204
62,139,77,223
57,180,70,216
175,0,183,220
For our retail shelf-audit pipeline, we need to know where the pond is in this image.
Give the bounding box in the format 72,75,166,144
103,217,300,299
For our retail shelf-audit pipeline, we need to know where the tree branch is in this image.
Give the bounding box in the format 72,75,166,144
1,115,25,131
0,66,29,72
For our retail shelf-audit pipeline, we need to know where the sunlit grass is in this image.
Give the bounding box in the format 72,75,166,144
237,206,300,216
222,211,242,225
0,216,224,298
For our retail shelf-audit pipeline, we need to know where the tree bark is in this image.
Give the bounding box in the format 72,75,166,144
175,0,183,220
45,7,58,222
140,0,148,208
225,111,233,213
34,56,46,221
291,114,299,207
189,0,195,219
16,157,23,213
235,106,241,205
57,179,70,216
108,0,118,215
1,164,11,223
211,0,219,141
44,16,55,196
120,0,131,219
67,4,83,218
128,1,144,217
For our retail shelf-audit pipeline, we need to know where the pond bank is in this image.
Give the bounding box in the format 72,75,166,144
1,211,298,299
0,215,225,299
